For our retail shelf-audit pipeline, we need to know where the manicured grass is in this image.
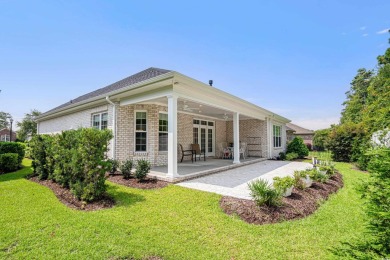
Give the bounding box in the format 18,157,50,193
0,159,367,259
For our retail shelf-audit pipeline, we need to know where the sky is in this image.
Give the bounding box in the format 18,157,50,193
0,0,389,130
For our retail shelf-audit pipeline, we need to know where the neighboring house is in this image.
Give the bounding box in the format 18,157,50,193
0,128,16,142
36,67,290,177
285,123,314,146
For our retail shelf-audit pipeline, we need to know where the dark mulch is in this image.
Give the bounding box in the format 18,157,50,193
107,174,169,189
220,172,344,225
29,177,115,211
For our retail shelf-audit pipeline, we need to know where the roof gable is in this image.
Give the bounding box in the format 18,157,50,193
41,67,171,116
286,123,314,134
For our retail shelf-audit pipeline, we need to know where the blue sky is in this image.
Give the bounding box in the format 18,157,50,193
0,0,389,130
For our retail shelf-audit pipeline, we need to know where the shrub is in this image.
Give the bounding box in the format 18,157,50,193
278,152,286,160
286,152,298,161
107,159,120,174
309,169,329,183
273,176,294,194
286,137,309,158
318,165,335,176
0,141,25,165
327,122,366,162
120,159,133,179
135,159,151,181
293,170,312,189
248,179,282,207
30,128,113,202
313,129,330,151
120,159,132,178
0,153,19,173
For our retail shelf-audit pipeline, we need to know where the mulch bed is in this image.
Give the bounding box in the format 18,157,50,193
107,174,169,189
29,177,115,211
220,172,344,225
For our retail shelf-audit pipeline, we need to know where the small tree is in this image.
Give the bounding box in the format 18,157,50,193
313,129,330,151
286,137,309,159
16,109,41,141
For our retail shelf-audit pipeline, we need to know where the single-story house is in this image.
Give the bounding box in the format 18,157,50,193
36,67,290,178
286,122,314,146
0,128,17,142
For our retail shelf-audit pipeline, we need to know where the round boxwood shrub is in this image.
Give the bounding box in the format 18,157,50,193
0,153,19,173
135,159,151,181
287,137,309,159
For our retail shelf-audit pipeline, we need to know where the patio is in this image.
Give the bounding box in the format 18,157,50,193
149,157,267,182
176,160,313,199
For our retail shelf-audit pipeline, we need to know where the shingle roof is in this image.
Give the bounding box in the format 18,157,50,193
286,123,314,135
41,67,171,117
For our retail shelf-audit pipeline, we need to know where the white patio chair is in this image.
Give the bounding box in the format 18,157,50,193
239,142,247,160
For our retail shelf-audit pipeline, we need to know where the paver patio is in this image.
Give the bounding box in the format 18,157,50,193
176,160,313,199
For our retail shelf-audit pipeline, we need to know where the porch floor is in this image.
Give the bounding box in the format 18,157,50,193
149,157,266,183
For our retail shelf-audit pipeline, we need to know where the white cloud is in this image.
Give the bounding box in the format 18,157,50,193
360,26,366,30
377,28,390,34
290,117,340,131
362,33,369,37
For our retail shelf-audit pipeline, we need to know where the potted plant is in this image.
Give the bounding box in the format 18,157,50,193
273,176,295,197
294,169,313,188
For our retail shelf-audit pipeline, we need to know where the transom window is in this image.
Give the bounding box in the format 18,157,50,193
135,111,147,152
273,125,281,148
159,113,168,151
92,112,108,130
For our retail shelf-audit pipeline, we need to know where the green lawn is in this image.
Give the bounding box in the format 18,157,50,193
0,159,367,259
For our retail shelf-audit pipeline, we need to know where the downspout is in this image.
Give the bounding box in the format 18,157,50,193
106,96,117,159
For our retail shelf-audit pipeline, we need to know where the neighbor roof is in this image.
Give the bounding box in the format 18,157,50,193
40,67,171,117
286,123,314,135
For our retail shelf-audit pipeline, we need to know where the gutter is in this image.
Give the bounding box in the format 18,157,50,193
106,96,117,159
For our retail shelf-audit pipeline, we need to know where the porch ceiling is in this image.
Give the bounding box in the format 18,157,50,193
138,97,254,121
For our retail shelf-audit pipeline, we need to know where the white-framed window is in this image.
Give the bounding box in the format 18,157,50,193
92,112,108,130
273,125,282,148
1,134,10,142
158,113,168,151
135,111,147,152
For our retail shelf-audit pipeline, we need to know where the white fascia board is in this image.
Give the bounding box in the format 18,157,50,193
36,72,175,122
120,86,173,106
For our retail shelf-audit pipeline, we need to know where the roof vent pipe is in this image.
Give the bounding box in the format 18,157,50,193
209,80,213,86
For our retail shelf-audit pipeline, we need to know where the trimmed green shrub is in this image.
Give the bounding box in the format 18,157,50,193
248,179,282,207
107,159,120,174
286,137,309,159
273,176,294,194
0,141,25,165
135,159,151,181
278,152,286,160
30,128,113,202
0,153,19,173
285,152,298,161
120,159,133,179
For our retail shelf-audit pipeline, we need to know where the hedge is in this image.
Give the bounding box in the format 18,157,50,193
30,128,113,202
0,153,19,173
0,142,25,165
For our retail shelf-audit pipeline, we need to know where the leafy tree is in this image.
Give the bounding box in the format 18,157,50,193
0,111,11,129
313,128,330,151
341,69,373,124
16,109,41,141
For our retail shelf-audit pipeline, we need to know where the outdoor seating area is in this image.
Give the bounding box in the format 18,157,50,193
218,142,248,160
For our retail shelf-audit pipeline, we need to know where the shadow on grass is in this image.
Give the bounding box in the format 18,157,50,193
0,166,32,183
107,184,146,208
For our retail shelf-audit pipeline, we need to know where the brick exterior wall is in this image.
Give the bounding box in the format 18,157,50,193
38,103,282,166
226,119,268,158
0,129,16,142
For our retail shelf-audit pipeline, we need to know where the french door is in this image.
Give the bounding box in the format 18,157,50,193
193,119,215,157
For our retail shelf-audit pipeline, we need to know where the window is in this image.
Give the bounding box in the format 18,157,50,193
273,125,281,148
159,113,168,151
92,112,108,130
135,111,147,152
0,134,10,142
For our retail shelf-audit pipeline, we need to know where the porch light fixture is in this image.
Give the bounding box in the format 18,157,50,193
223,113,229,121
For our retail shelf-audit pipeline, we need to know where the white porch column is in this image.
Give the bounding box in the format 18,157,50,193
267,117,273,159
233,112,240,164
167,94,178,177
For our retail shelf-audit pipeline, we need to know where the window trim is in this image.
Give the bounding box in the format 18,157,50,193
91,111,108,130
134,110,148,153
273,125,282,148
1,134,10,142
158,112,168,152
